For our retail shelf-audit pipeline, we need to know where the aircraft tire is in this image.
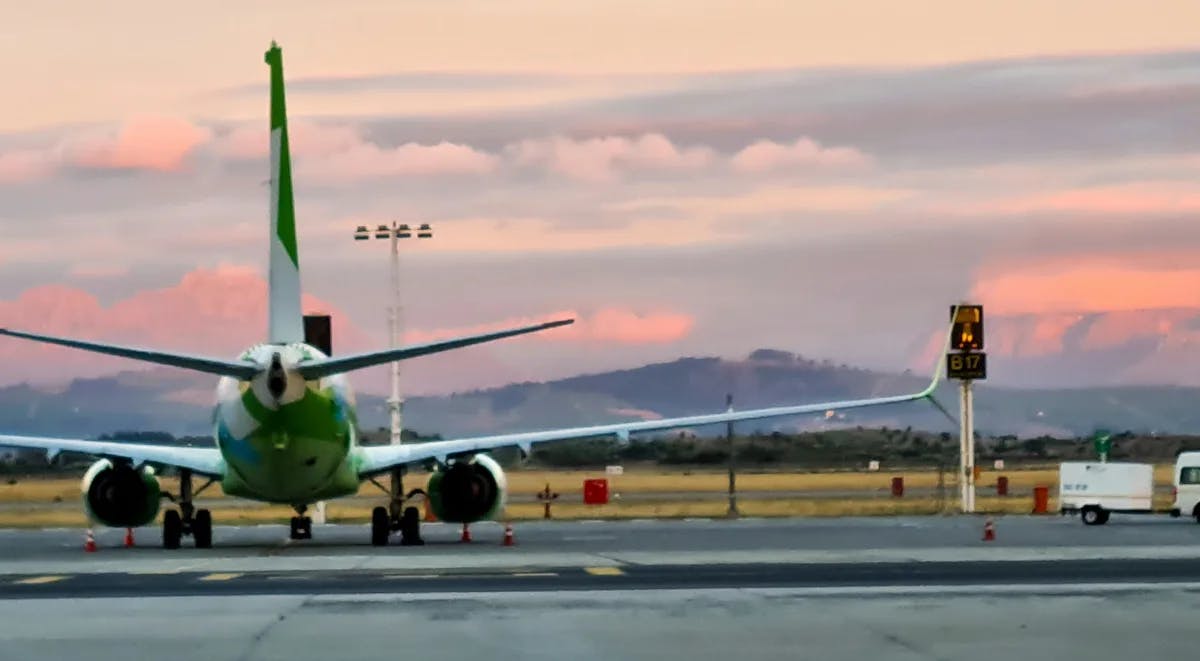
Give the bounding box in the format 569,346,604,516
193,509,212,548
371,507,389,546
163,510,182,549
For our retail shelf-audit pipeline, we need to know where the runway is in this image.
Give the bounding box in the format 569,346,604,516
2,516,1199,660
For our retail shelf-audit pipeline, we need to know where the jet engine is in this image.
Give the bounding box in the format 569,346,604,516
425,454,507,523
81,459,162,528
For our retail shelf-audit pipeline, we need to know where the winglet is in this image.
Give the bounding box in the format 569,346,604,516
917,304,961,399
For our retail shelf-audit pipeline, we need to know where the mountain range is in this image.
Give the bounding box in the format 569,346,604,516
2,348,1200,441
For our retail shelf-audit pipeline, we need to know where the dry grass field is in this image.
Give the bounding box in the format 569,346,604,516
0,464,1178,527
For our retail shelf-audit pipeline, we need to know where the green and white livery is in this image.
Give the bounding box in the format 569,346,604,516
0,42,948,549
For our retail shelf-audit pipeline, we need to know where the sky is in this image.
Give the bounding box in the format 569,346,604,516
3,1,1200,395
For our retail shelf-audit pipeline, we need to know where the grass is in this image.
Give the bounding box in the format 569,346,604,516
0,464,1179,528
0,466,1127,504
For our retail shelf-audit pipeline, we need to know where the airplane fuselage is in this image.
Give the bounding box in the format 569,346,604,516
214,343,361,504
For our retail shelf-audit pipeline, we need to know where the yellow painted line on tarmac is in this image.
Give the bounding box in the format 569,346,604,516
584,567,625,576
14,575,68,585
198,572,242,582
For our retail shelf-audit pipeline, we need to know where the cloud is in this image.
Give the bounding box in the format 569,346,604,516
970,254,1200,316
0,265,371,385
402,307,694,346
946,182,1200,217
730,137,872,173
0,116,212,182
0,148,55,183
504,133,715,182
68,116,212,172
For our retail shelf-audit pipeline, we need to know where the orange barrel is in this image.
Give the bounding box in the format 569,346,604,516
891,476,904,497
1032,485,1049,514
997,476,1009,496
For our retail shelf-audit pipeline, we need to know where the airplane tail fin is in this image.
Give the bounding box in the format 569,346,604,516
264,41,304,344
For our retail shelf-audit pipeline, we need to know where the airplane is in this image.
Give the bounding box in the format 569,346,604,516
0,42,950,549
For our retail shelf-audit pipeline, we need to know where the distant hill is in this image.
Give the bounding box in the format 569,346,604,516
2,349,1200,440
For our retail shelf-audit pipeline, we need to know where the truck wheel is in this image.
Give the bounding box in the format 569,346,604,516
1097,510,1110,525
1081,507,1105,525
1192,505,1200,524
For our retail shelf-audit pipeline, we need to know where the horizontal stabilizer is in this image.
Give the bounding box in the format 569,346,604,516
0,329,260,380
297,318,574,380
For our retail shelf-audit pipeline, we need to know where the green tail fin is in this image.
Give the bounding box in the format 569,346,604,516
264,41,304,344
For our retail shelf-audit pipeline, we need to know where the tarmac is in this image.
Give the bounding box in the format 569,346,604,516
1,515,1198,660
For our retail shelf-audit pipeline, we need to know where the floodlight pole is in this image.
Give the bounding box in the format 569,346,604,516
353,221,433,528
388,229,402,447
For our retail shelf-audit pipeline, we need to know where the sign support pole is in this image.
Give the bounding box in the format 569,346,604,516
960,379,975,513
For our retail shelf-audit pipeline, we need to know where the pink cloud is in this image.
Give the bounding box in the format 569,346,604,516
0,148,56,183
946,182,1200,216
214,121,497,181
298,141,498,182
505,133,714,182
213,122,364,160
403,307,694,346
68,116,212,172
730,137,872,173
0,265,370,385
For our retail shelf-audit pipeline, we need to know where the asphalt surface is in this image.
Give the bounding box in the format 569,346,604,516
2,516,1199,660
4,512,1199,561
5,557,1200,600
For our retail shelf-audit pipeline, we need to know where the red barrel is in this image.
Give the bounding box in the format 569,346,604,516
997,476,1009,496
1032,485,1049,514
891,476,904,497
583,478,609,505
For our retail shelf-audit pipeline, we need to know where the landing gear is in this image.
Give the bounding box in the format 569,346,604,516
366,468,425,546
289,504,313,540
371,506,389,546
163,510,182,549
161,468,217,549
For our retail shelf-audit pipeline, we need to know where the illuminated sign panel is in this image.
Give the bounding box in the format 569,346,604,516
950,305,984,351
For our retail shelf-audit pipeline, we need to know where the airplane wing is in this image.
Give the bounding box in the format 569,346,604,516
358,308,968,477
357,364,945,476
0,434,224,477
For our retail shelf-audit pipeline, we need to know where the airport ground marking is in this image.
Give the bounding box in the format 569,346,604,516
512,572,558,577
14,575,68,585
198,572,243,581
584,567,625,576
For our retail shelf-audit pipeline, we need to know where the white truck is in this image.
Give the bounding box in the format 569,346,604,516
1059,461,1154,525
1170,451,1200,522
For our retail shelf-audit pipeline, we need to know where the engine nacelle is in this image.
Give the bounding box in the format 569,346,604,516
81,459,162,528
426,454,507,523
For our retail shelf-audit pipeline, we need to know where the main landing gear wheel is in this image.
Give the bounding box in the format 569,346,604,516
163,510,183,549
399,506,424,546
162,468,217,549
371,507,389,546
193,509,213,549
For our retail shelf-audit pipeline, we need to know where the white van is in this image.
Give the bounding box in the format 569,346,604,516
1170,451,1200,521
1059,461,1154,524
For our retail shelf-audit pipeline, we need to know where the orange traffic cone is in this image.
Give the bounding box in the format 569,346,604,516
502,523,514,547
124,528,135,548
424,499,437,522
84,529,97,553
460,523,471,543
982,517,995,542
